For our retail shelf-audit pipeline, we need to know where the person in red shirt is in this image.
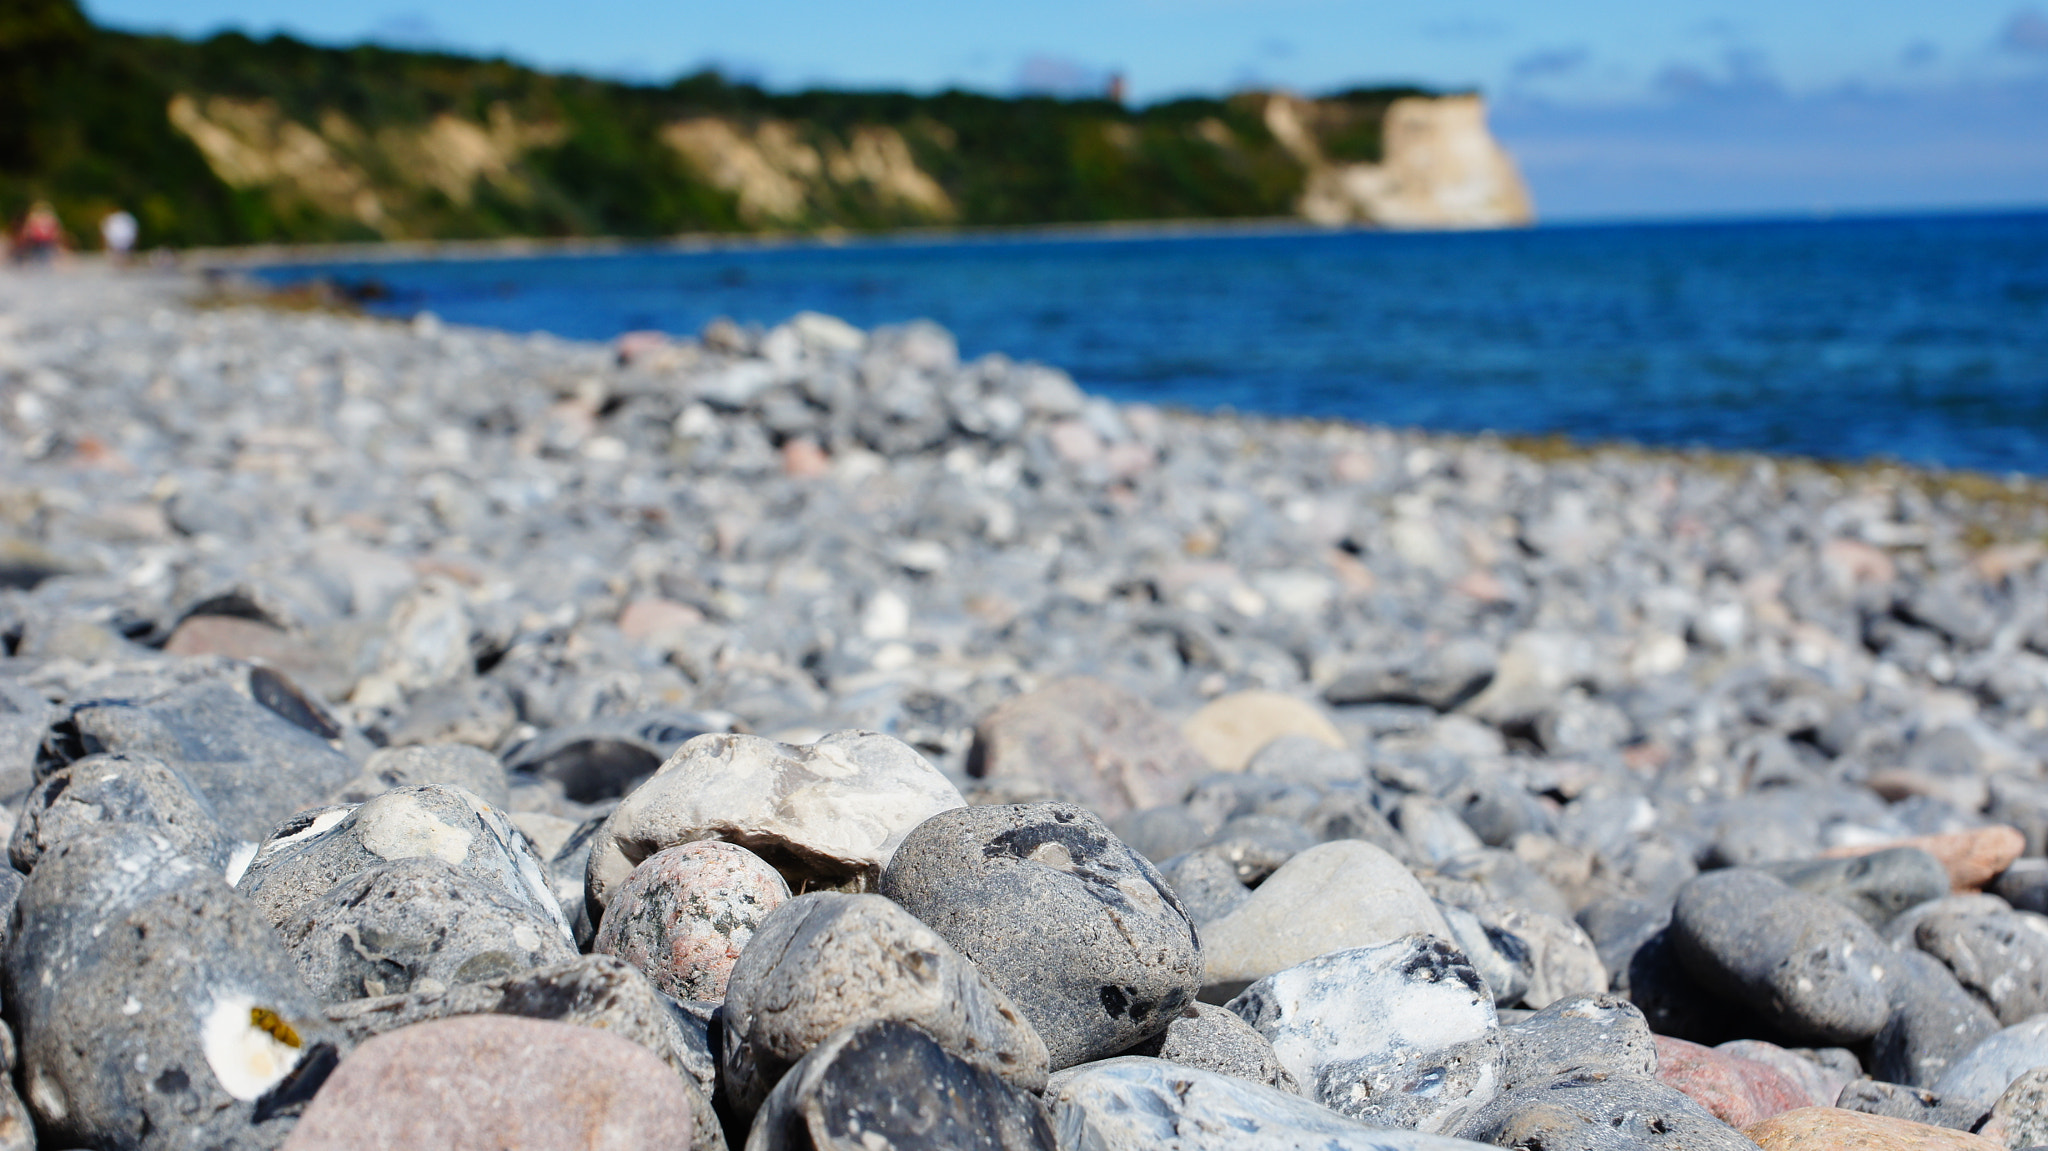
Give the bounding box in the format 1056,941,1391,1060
14,202,67,264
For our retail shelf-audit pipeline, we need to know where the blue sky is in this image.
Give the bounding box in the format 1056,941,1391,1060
83,0,2048,220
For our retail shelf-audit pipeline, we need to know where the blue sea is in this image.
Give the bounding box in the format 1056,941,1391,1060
255,211,2048,475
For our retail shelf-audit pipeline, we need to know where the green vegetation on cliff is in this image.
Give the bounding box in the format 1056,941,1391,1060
0,0,1435,248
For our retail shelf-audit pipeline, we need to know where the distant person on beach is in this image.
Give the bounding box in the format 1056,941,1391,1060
12,202,66,265
100,210,138,262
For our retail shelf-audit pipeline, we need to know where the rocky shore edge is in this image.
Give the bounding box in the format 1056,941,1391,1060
0,263,2045,1149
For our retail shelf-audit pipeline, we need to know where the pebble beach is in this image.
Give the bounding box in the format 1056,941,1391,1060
2,261,2048,1150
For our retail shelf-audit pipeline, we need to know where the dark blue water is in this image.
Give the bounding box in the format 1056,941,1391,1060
256,211,2048,474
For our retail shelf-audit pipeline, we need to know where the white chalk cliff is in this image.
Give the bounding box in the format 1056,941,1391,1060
1266,93,1534,229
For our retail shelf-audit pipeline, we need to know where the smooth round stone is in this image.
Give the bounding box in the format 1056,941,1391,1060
880,802,1201,1070
1198,839,1451,993
1652,1035,1814,1128
1837,1081,1994,1132
1156,851,1252,926
1050,1057,1495,1151
238,783,570,942
328,743,511,809
9,751,233,873
1456,1074,1763,1151
282,1015,694,1151
1741,1106,2006,1151
1498,994,1656,1092
279,857,577,1003
1440,903,1531,1007
1915,909,2048,1025
585,730,964,912
1870,946,2001,1088
1111,805,1209,865
1227,935,1504,1135
1669,868,1892,1044
594,840,789,1001
1761,847,1951,926
745,1019,1055,1151
1934,1014,2048,1107
968,677,1209,819
1121,1003,1300,1094
1245,734,1366,791
720,892,1049,1118
7,824,331,1151
1482,907,1607,1009
1180,690,1345,772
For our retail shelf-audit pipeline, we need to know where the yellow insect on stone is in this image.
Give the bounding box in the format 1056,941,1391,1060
249,1007,301,1049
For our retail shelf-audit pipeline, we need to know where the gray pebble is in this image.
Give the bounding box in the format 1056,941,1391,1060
1453,1073,1762,1151
1669,867,1892,1044
744,1019,1055,1151
1121,1002,1300,1093
327,742,510,809
237,783,569,941
1759,846,1950,927
6,824,335,1150
1156,851,1252,926
1915,908,2048,1025
1498,994,1658,1092
881,802,1200,1069
1934,1014,2048,1109
278,856,576,1002
1835,1079,1991,1132
10,751,233,873
1228,935,1504,1135
720,892,1048,1118
1049,1057,1492,1151
1869,945,2002,1088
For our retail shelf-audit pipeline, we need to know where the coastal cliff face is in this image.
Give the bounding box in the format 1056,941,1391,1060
2,0,1536,245
1268,93,1533,229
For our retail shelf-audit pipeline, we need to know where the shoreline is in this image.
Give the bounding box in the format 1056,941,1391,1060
1,258,2047,1145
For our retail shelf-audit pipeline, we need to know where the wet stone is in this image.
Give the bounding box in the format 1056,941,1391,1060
882,802,1200,1069
1228,935,1504,1135
745,1019,1055,1151
594,840,789,1002
278,856,577,1003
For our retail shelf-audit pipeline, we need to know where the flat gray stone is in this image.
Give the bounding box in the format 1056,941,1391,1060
721,892,1049,1118
1228,935,1503,1135
882,802,1200,1069
1835,1080,1991,1132
327,743,510,809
